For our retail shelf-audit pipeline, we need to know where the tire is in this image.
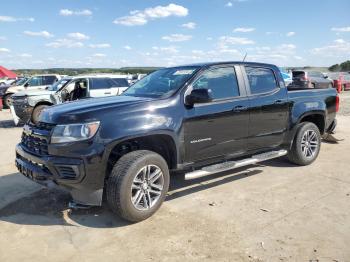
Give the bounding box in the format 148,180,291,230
31,105,49,124
3,93,12,108
106,150,170,222
287,122,321,166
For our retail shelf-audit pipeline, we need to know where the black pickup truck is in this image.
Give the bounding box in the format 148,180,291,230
15,62,338,222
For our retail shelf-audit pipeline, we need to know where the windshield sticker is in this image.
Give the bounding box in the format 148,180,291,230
173,70,195,75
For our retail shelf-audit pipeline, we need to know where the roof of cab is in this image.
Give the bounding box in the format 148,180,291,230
173,61,278,68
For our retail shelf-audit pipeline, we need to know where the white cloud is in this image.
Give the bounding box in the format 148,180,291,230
59,9,92,16
331,27,350,32
67,32,90,40
0,16,34,22
113,4,188,26
182,22,196,29
162,34,192,42
89,43,111,48
0,36,7,41
92,53,106,57
23,30,54,38
311,39,350,57
19,53,32,58
124,45,132,50
233,27,255,33
219,36,255,46
0,48,10,52
226,0,248,7
46,39,84,48
152,46,179,53
286,31,295,37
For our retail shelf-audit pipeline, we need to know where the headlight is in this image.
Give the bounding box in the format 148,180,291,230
51,121,100,144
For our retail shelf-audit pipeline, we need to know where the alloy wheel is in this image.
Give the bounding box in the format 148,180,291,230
131,165,164,210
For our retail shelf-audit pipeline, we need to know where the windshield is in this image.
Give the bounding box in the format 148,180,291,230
48,78,71,91
14,78,27,86
123,66,200,98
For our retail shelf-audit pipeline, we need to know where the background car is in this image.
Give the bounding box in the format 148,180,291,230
4,74,61,108
328,72,350,93
292,70,333,89
11,75,130,124
0,77,29,108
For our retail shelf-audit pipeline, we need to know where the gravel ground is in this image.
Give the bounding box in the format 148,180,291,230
339,91,350,116
0,97,349,261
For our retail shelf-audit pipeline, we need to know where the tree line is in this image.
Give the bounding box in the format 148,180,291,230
328,60,350,72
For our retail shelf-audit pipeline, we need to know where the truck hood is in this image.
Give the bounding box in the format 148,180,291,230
40,95,153,124
13,89,54,97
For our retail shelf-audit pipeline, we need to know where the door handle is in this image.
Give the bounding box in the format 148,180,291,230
104,92,111,95
274,100,284,104
232,105,248,112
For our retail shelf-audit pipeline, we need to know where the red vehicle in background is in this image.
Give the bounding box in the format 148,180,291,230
328,72,350,93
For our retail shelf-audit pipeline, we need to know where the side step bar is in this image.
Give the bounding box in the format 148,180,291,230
185,150,287,180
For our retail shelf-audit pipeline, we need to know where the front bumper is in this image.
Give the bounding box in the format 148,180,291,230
12,102,33,122
15,143,104,206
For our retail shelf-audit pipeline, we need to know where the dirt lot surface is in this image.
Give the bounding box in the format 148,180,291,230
0,93,349,262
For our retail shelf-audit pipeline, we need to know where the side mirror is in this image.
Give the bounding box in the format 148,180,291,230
324,75,329,79
24,83,29,88
185,88,213,106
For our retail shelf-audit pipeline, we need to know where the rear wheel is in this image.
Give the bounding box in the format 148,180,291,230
31,105,49,124
106,150,170,222
288,122,321,166
3,93,12,108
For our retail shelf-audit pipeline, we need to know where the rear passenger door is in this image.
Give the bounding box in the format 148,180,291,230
89,78,114,97
244,66,289,151
184,66,250,162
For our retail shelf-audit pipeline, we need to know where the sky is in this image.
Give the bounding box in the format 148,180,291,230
0,0,349,69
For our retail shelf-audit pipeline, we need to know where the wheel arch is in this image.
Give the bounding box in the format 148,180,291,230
103,133,178,180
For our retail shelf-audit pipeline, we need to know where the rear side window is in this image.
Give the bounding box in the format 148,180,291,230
192,67,240,100
42,76,57,85
245,67,278,94
111,78,129,87
90,78,111,89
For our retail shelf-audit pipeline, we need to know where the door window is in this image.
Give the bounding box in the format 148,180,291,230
111,78,129,87
245,67,278,94
192,67,240,100
91,78,111,89
27,77,42,86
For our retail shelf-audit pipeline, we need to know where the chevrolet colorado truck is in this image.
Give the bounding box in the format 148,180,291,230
15,62,338,222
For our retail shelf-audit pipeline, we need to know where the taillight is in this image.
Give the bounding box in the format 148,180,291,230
336,95,339,112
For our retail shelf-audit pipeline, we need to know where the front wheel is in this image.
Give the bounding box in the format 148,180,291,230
3,93,12,108
106,150,170,222
31,105,49,124
288,122,321,165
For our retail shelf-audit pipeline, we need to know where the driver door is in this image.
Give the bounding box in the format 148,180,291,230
183,66,249,162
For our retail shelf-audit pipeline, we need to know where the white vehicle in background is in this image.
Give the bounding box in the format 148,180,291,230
4,74,61,107
11,74,130,124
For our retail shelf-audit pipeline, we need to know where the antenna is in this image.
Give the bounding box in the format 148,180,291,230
242,53,247,62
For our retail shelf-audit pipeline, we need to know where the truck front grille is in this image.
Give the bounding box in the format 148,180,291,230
21,133,49,155
20,122,55,156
